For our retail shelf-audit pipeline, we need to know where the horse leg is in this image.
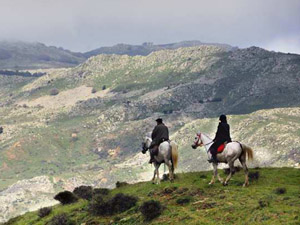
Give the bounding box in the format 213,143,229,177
224,161,234,186
239,158,249,187
156,165,161,184
217,173,224,184
209,163,218,185
151,167,156,184
165,160,174,181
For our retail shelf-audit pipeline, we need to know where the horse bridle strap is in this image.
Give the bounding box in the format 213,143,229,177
197,133,213,146
203,141,213,146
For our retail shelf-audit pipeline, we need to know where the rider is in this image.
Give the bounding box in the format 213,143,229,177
208,114,232,163
149,118,169,164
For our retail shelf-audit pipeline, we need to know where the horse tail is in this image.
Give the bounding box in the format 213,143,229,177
170,141,178,169
241,144,254,161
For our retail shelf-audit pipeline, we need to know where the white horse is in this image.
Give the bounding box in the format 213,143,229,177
192,132,253,187
142,136,178,184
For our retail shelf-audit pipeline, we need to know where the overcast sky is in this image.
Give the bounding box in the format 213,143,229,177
0,0,299,53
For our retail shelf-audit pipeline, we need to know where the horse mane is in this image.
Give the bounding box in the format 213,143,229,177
200,132,212,140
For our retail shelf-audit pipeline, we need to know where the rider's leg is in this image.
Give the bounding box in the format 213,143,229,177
208,146,218,163
149,145,158,164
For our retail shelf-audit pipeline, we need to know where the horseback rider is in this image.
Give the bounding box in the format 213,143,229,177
208,115,232,163
149,118,169,164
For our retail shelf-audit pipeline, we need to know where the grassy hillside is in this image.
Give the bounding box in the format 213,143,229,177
4,168,300,225
0,45,300,222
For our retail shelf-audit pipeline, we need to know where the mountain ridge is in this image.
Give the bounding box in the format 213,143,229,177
0,45,299,222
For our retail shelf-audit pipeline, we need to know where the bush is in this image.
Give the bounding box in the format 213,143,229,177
73,186,93,200
91,87,97,93
275,187,286,195
48,213,74,225
116,181,128,188
50,88,59,96
249,171,260,181
140,200,162,221
102,85,106,90
38,207,52,218
176,196,192,205
93,188,110,196
258,199,269,208
89,193,137,216
54,191,78,205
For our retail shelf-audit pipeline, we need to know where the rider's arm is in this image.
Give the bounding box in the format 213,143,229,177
213,124,221,142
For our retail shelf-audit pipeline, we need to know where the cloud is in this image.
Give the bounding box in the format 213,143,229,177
0,0,299,53
264,36,300,54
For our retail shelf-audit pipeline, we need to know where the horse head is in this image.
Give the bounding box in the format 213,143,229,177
141,136,152,154
191,132,203,149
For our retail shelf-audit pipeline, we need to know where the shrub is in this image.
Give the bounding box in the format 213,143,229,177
73,186,93,200
91,87,97,93
176,196,192,205
249,171,260,181
275,187,286,195
54,191,78,205
116,181,128,188
140,200,162,221
163,187,177,194
102,85,106,90
48,213,74,225
89,193,137,216
38,207,52,218
93,188,110,196
50,88,59,96
258,199,269,208
109,193,137,214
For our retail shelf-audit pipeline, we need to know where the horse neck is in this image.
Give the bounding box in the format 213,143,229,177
201,134,213,151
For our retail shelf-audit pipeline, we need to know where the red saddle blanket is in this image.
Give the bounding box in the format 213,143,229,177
217,143,225,153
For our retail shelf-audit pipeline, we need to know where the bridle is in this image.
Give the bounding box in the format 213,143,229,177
194,133,213,147
142,137,151,154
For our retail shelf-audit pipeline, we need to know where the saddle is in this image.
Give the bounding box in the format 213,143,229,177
217,142,227,153
152,139,170,156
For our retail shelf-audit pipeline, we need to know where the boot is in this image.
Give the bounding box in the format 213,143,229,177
149,152,154,164
208,154,218,163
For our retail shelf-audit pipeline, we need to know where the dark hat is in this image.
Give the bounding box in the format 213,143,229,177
155,118,163,123
219,114,227,122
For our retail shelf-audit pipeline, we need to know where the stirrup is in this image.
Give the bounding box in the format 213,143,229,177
207,159,217,163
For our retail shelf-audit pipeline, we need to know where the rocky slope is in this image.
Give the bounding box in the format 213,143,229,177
0,45,300,222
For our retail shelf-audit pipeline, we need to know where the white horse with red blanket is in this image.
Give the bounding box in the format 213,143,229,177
192,132,254,187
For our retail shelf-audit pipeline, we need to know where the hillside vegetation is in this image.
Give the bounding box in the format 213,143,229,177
0,41,85,69
0,45,300,222
4,168,300,225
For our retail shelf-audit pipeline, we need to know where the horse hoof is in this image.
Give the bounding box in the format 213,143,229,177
208,182,213,185
223,182,228,186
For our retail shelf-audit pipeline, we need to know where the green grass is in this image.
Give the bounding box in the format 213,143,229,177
4,168,300,225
